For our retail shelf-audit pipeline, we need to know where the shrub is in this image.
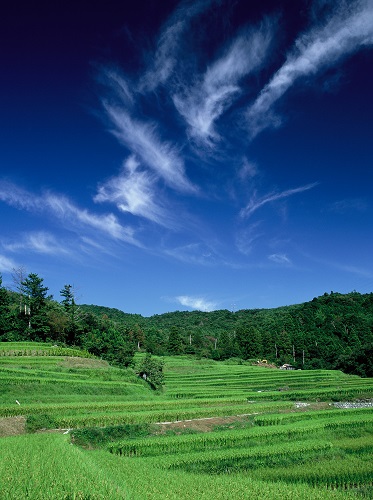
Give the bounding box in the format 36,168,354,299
71,423,151,448
26,414,57,433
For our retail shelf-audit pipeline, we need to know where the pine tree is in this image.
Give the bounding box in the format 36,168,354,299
60,284,81,344
20,273,50,341
167,326,184,354
236,323,262,359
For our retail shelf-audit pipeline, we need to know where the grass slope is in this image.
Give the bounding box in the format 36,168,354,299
0,343,372,499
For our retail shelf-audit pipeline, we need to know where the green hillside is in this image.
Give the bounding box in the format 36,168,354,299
1,269,373,376
80,291,373,376
1,343,372,498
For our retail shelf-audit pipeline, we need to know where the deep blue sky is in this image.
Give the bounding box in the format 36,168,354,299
1,0,372,316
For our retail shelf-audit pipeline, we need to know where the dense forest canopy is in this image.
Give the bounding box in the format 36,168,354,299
0,271,372,377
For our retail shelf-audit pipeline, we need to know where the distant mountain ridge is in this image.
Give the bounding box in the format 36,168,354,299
80,291,373,377
2,280,372,376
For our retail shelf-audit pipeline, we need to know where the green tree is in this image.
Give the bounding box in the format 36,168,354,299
20,273,51,341
139,353,164,390
144,327,167,355
0,274,13,340
275,329,293,364
60,284,75,313
60,284,81,345
167,326,184,354
82,320,135,368
46,302,69,343
236,322,262,359
337,342,373,377
216,331,241,360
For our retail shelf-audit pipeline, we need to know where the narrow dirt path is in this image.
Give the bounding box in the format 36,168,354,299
154,414,252,434
0,401,335,438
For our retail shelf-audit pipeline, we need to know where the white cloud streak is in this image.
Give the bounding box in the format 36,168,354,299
238,158,258,181
47,194,138,243
101,92,196,193
95,155,177,228
0,181,138,245
302,251,373,279
165,242,223,266
176,295,217,312
246,0,373,136
139,0,213,92
3,231,70,256
0,254,18,273
240,182,318,218
329,198,368,213
173,22,273,146
268,253,291,265
235,222,263,256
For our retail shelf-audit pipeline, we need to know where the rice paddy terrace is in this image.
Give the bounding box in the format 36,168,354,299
0,342,372,499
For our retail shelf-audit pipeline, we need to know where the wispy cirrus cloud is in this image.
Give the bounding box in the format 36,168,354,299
334,264,373,278
268,253,291,265
94,155,176,227
3,231,70,256
246,0,373,136
0,182,41,212
301,250,373,279
237,158,258,181
0,254,18,273
0,181,138,245
165,242,223,266
139,0,213,92
173,21,273,146
235,222,263,256
328,198,368,213
98,67,135,108
240,182,318,218
175,294,217,312
101,89,196,194
47,193,136,242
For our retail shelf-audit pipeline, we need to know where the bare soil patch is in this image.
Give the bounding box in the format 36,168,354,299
154,414,251,434
253,362,277,369
0,416,26,437
0,401,334,439
153,401,332,434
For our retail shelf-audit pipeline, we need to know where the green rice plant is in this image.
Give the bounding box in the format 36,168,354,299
0,433,129,499
0,341,94,358
150,439,334,472
71,423,152,447
0,342,52,350
0,397,291,420
1,345,372,498
108,420,326,457
325,417,373,431
254,407,373,426
0,432,361,499
73,445,358,499
253,453,373,491
53,403,257,429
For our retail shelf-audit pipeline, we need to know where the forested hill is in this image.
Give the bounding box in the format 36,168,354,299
1,271,372,377
80,291,373,377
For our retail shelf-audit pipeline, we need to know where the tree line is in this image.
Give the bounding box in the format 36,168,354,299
0,271,135,368
1,269,372,377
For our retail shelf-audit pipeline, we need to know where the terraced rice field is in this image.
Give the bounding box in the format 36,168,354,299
0,344,372,498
